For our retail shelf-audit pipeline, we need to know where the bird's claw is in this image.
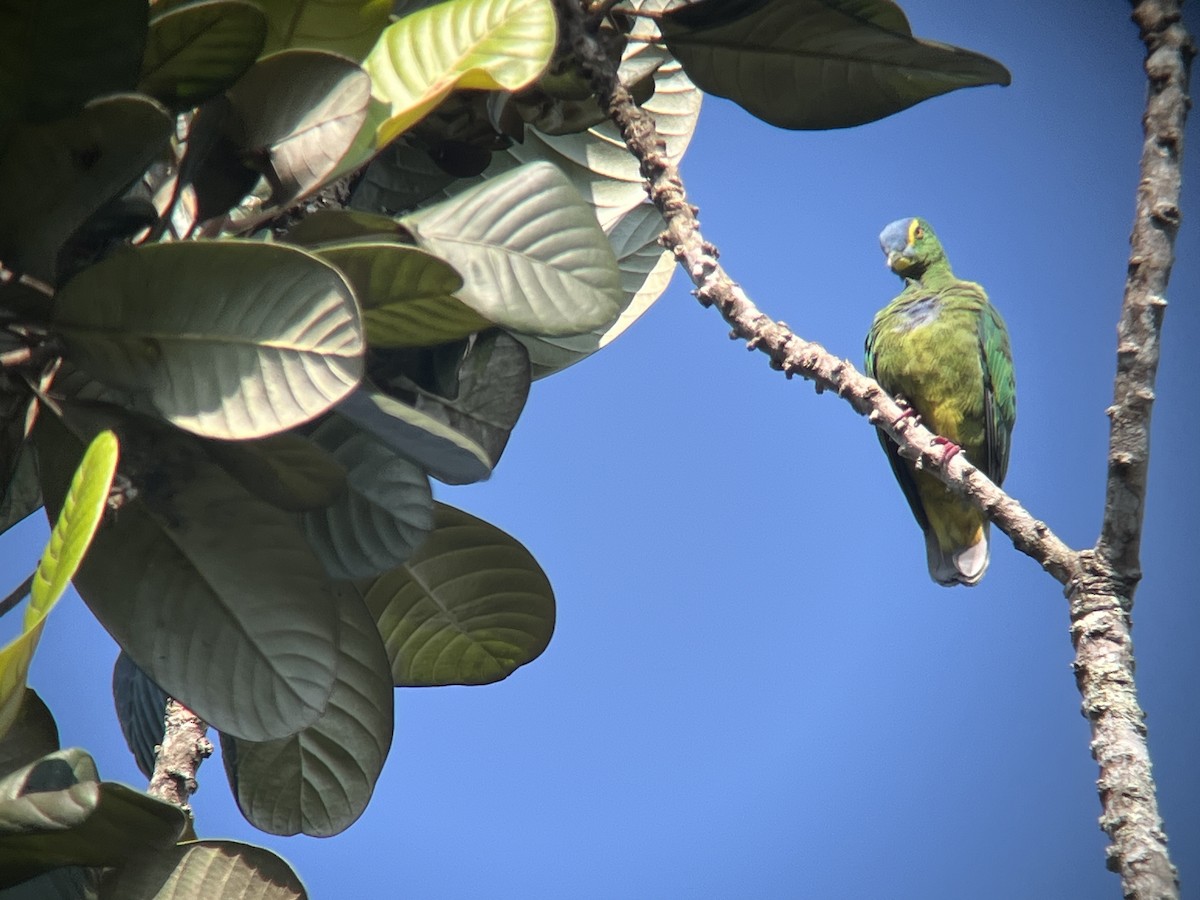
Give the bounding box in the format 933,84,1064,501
892,406,920,428
931,435,962,466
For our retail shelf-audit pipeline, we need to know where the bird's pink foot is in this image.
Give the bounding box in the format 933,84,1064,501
931,435,962,466
892,406,920,428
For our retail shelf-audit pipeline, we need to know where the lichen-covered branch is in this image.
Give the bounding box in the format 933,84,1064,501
558,1,1193,897
147,698,212,816
1070,3,1193,898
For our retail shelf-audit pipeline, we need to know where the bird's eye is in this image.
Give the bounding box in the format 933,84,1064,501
913,226,924,239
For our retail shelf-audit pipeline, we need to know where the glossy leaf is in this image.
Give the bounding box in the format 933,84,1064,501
365,0,556,146
35,415,339,742
335,389,492,485
53,241,364,440
139,0,268,111
0,0,147,125
0,95,174,284
112,653,169,779
220,50,372,227
445,0,701,232
221,584,393,836
204,433,347,513
0,749,186,888
315,242,490,348
658,0,1011,129
403,162,623,336
258,0,392,60
512,202,675,378
100,840,306,899
363,503,554,686
0,420,42,540
0,690,59,781
0,431,118,741
301,416,433,579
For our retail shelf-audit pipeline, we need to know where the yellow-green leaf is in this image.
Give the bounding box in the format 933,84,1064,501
0,430,119,739
365,0,556,146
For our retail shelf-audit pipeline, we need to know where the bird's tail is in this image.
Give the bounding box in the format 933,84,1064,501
925,524,990,587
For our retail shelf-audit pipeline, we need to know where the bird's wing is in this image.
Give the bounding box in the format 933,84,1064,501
978,301,1016,485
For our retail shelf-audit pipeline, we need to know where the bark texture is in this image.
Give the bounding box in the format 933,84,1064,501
147,698,212,815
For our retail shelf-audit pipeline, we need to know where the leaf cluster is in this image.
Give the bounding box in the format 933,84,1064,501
0,0,1008,893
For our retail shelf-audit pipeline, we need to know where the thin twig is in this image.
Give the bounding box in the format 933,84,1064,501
0,573,33,620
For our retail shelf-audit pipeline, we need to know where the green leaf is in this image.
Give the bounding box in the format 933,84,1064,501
348,140,457,215
35,414,340,742
364,0,557,146
658,0,1012,130
374,331,530,466
0,690,59,781
100,840,306,900
434,0,701,232
315,242,491,348
284,210,406,247
0,414,42,540
218,50,372,229
0,749,186,888
111,653,168,779
403,162,623,336
0,94,174,285
221,584,393,836
0,430,118,741
363,503,554,686
335,389,492,485
0,864,97,899
139,0,268,112
0,0,147,127
203,433,347,513
300,416,433,579
257,0,392,60
52,241,364,440
512,202,675,378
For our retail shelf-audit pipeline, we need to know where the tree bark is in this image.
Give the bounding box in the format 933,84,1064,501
147,698,212,817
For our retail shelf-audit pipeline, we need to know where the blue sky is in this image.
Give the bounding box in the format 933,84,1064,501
7,2,1200,897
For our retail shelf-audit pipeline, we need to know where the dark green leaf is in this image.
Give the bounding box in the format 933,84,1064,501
0,749,186,888
52,241,364,440
300,416,432,579
0,0,147,126
0,691,59,781
203,433,347,512
335,389,492,485
35,414,340,742
658,0,1012,129
363,503,554,686
348,139,456,215
375,331,530,466
0,95,173,285
283,210,407,247
139,0,268,111
221,583,393,836
100,840,306,899
257,0,392,60
402,162,624,337
314,243,490,348
111,653,168,780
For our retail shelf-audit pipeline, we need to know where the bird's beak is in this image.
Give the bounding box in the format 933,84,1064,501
886,250,911,271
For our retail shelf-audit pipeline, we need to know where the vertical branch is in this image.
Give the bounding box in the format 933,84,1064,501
1071,3,1193,898
147,698,212,816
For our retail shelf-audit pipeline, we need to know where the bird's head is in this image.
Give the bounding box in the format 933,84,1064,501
879,217,945,278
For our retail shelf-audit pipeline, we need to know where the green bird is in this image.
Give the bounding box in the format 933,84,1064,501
864,217,1016,586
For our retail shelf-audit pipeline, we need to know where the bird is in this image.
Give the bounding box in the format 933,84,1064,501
864,217,1016,586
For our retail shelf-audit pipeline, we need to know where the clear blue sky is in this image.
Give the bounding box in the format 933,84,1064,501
7,2,1199,897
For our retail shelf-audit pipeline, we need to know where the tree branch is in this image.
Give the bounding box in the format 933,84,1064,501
556,0,1077,586
558,1,1193,896
1070,4,1194,898
147,698,212,818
